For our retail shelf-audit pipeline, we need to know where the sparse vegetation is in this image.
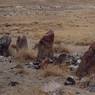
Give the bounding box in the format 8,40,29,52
41,64,70,78
15,49,37,62
0,0,95,95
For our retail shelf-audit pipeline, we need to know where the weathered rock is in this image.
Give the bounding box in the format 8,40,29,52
64,76,76,86
71,54,81,65
88,85,95,92
76,42,95,78
25,62,41,69
40,58,49,69
8,81,19,87
56,53,67,64
37,29,54,61
78,77,90,88
0,34,11,56
41,81,62,93
16,35,28,51
69,65,79,72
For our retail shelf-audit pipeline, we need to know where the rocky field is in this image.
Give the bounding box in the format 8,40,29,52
0,0,95,95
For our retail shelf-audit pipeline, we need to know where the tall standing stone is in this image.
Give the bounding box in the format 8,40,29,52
37,29,54,61
76,42,95,78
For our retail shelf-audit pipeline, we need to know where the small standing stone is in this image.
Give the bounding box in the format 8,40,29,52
16,35,28,51
0,34,11,56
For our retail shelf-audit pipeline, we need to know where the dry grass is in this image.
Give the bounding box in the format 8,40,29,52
12,64,29,75
54,44,70,53
15,68,29,75
41,64,70,78
31,87,48,95
5,86,48,95
15,49,37,62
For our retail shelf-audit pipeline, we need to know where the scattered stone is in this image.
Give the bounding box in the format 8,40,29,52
64,76,76,86
68,53,81,66
56,53,67,64
8,81,19,87
32,62,41,69
32,64,40,69
76,92,80,95
88,85,95,92
33,61,40,65
79,77,90,88
25,61,41,69
69,65,79,71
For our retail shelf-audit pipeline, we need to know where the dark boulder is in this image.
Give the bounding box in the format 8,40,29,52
64,76,76,86
0,35,11,56
56,53,67,64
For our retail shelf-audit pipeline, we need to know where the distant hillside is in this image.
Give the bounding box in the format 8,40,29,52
0,0,95,6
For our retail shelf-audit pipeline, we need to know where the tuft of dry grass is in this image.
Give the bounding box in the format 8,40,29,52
54,44,70,53
15,69,29,75
12,64,29,75
5,86,48,95
15,49,37,62
31,87,48,95
41,64,70,78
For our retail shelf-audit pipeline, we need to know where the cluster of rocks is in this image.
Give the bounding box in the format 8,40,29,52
1,29,95,92
31,30,82,70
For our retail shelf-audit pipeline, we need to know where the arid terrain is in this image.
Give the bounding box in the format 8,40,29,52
0,0,95,95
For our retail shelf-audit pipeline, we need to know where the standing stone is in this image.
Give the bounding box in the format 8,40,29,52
76,42,95,78
0,34,11,56
16,35,28,51
37,29,54,61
